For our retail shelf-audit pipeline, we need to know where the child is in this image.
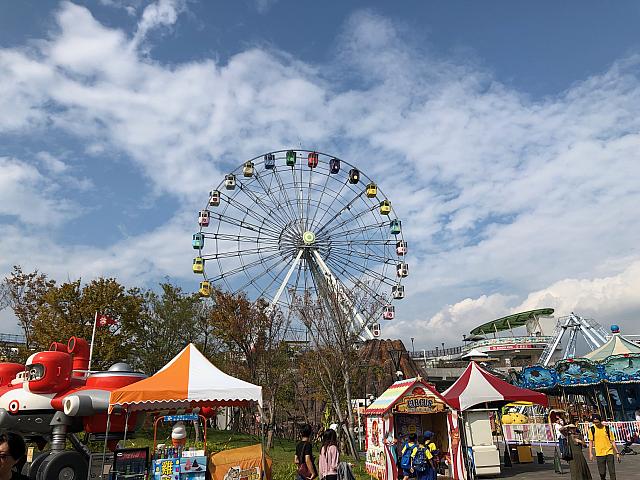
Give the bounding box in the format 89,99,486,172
411,435,434,480
400,434,418,480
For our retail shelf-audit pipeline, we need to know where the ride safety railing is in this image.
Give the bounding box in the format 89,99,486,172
502,421,640,446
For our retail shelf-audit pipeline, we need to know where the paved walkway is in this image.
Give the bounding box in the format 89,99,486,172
487,446,640,479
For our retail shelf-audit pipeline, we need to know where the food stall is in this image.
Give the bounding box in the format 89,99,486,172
364,376,465,480
107,344,265,480
443,362,548,477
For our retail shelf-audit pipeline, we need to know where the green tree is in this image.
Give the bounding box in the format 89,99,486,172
31,277,144,370
133,283,205,374
0,266,55,356
208,289,295,449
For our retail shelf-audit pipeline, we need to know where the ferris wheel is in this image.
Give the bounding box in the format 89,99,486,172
191,149,408,340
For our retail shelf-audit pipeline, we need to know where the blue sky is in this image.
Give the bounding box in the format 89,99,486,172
2,0,640,348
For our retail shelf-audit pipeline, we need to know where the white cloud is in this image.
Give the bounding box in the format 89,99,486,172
412,260,640,345
0,5,640,347
132,0,185,48
0,157,78,226
36,151,68,174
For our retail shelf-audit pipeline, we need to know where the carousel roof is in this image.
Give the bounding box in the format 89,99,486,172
583,332,640,361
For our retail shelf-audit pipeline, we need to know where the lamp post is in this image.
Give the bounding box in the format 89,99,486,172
390,349,404,381
411,337,415,356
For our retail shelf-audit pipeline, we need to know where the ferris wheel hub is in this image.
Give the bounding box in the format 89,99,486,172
302,231,316,245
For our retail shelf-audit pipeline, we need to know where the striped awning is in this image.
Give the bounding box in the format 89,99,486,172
364,377,449,415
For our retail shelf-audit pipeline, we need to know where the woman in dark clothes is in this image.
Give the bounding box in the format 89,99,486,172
561,424,592,480
294,424,317,480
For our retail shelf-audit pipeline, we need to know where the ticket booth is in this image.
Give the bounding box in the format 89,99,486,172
364,377,465,480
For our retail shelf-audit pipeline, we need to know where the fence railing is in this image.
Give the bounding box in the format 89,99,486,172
502,421,640,446
0,333,26,345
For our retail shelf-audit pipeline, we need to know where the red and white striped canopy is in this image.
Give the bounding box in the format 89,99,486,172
442,362,548,411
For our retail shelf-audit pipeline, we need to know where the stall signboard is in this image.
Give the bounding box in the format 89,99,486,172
112,448,149,479
365,416,386,480
395,394,446,414
152,456,207,480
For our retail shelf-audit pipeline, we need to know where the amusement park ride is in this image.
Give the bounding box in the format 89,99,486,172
0,336,145,480
192,150,408,341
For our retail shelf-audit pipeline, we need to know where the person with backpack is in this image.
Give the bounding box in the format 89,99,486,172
421,432,439,480
399,433,418,480
295,424,317,480
319,429,339,480
587,414,620,480
411,435,434,480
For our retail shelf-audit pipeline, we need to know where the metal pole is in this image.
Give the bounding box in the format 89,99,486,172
123,410,130,444
100,412,112,480
88,311,98,372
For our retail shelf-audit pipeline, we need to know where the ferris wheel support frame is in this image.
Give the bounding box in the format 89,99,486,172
268,249,304,311
311,250,374,342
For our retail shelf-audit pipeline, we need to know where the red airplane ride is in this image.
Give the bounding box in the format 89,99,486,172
0,336,145,480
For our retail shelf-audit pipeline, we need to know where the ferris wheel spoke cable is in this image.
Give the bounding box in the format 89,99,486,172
208,211,281,239
320,262,390,310
317,194,395,239
201,244,282,260
322,255,387,301
272,166,303,231
305,163,315,232
328,245,397,265
206,250,284,283
315,192,370,236
233,253,297,301
320,221,390,240
203,232,280,245
310,170,379,231
328,239,397,246
251,170,299,228
233,182,291,231
310,174,353,231
263,163,299,226
308,155,339,228
324,252,397,288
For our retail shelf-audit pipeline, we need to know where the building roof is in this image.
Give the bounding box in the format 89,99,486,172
461,349,489,358
364,377,449,415
469,308,554,336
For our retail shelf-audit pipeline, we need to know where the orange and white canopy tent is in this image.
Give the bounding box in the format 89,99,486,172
108,344,262,413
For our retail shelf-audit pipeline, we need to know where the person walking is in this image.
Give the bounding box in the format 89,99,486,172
560,424,592,480
295,424,317,480
423,432,439,479
319,429,339,480
411,435,434,480
399,433,418,480
0,432,29,480
587,414,620,480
